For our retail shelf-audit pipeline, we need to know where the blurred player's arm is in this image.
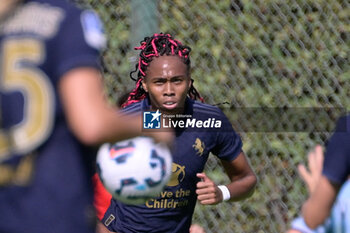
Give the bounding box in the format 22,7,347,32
196,152,257,204
0,0,20,21
302,175,339,229
59,67,173,145
299,145,340,229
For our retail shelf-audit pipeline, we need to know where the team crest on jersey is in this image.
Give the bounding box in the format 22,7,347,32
193,138,205,156
81,10,106,50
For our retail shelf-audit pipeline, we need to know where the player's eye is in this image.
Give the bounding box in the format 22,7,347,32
173,79,182,84
154,79,165,84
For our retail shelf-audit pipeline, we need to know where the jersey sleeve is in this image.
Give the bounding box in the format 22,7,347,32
53,8,106,79
92,173,112,221
322,115,350,185
211,109,243,161
290,216,329,233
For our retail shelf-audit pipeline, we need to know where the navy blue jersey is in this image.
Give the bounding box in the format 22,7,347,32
101,97,243,233
0,0,105,232
323,115,350,185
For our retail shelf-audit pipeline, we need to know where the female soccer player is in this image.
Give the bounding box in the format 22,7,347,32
94,33,257,233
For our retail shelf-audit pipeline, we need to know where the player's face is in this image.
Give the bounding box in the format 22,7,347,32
142,55,191,114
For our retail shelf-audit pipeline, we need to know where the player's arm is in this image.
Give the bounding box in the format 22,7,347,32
59,67,140,145
59,67,173,145
221,151,257,201
302,175,339,229
196,152,257,204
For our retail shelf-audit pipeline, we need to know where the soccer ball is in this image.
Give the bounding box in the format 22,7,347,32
96,137,172,205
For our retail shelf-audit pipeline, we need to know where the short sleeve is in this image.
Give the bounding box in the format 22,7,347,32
211,110,243,161
322,115,350,185
53,8,106,79
290,216,328,233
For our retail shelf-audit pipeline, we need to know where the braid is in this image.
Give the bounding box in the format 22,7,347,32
189,79,204,103
122,33,203,108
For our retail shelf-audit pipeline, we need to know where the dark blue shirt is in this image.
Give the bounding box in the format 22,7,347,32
102,97,243,233
323,115,350,185
0,1,104,232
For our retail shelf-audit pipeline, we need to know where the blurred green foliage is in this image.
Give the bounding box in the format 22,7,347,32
77,0,349,232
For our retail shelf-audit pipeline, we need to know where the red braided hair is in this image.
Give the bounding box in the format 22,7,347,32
122,33,203,108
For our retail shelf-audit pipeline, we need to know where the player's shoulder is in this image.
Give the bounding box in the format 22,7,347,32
31,0,82,12
192,100,226,119
122,101,143,115
334,114,350,132
327,114,350,146
31,0,106,50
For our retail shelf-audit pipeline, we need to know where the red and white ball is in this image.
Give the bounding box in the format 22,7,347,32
96,137,172,205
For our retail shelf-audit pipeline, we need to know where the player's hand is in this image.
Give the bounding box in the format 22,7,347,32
190,223,206,233
196,173,222,205
297,145,324,195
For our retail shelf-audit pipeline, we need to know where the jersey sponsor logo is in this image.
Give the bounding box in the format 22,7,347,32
145,190,190,209
1,2,64,38
145,163,190,208
81,10,106,50
193,138,205,156
143,110,161,129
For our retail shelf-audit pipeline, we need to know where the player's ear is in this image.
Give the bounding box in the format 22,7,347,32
188,77,193,89
142,78,148,93
187,67,192,88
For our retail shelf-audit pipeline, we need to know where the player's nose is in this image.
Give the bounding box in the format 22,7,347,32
163,82,175,96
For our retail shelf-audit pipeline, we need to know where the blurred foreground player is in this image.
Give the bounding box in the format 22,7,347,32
287,145,350,233
0,1,172,233
301,115,350,229
94,33,257,233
